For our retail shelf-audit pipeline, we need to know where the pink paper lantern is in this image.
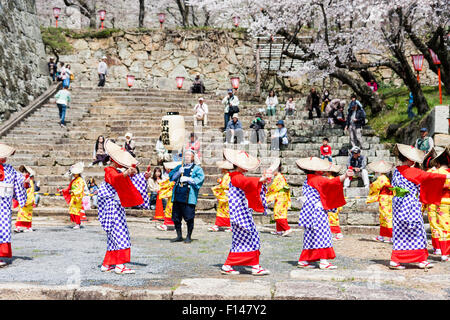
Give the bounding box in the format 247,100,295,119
176,77,184,89
158,13,166,24
232,16,240,27
98,10,106,21
230,77,240,89
428,48,441,65
411,54,424,72
127,75,135,88
53,7,61,18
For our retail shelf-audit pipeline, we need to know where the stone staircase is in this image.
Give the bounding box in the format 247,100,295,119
0,86,394,225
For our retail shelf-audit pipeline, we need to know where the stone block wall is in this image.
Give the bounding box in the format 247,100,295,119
0,0,50,118
57,29,256,93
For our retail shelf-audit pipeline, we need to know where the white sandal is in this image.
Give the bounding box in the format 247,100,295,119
297,261,315,269
389,261,405,270
319,262,337,270
251,265,270,276
418,261,434,269
221,265,239,275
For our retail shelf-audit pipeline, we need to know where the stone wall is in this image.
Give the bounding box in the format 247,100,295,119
0,0,49,118
57,29,256,93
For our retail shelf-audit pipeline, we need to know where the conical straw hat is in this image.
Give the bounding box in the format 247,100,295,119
223,148,260,171
329,163,343,174
394,143,425,163
0,143,15,158
367,160,394,173
70,162,84,175
105,139,138,168
268,157,281,172
431,146,450,167
104,139,122,155
216,160,234,170
296,157,333,172
24,165,36,177
163,161,181,170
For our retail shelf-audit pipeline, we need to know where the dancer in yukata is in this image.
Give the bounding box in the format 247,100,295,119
296,157,353,270
220,149,271,276
97,140,151,274
0,144,27,267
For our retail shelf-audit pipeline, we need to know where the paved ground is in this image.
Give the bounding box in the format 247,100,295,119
0,215,448,299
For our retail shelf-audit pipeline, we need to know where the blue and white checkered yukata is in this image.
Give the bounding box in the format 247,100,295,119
391,165,446,263
0,164,27,258
224,171,268,266
298,174,346,262
98,169,149,265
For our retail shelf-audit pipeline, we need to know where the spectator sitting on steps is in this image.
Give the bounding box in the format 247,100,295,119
347,94,366,116
91,135,109,167
225,114,245,145
124,132,136,157
249,112,266,144
190,74,205,94
320,138,333,162
284,96,296,117
265,90,278,117
271,120,289,151
155,135,171,164
344,146,369,189
193,97,208,127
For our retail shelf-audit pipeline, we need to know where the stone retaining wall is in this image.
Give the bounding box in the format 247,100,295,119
0,0,50,118
58,29,256,93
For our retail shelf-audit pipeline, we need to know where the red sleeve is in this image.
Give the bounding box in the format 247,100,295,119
230,171,265,213
397,166,446,205
320,146,325,156
327,146,332,155
61,180,73,204
308,174,346,210
105,167,143,207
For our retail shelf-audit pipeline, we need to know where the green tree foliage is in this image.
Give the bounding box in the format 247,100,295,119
40,27,73,63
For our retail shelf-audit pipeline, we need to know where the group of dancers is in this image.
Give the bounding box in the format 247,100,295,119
0,140,449,274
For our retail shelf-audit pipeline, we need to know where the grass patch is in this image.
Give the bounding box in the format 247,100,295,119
369,85,450,142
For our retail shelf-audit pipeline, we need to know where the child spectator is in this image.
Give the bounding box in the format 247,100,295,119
320,138,333,162
285,96,296,116
87,178,99,209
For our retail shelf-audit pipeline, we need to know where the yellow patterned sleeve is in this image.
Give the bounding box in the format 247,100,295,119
366,175,387,204
25,179,35,206
159,179,175,199
266,174,285,203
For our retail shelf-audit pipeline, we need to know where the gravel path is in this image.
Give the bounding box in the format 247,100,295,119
0,216,448,298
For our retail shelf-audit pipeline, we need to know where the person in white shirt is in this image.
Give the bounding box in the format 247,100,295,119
265,90,279,117
285,96,296,116
98,56,108,87
193,97,209,127
54,84,71,128
155,136,171,164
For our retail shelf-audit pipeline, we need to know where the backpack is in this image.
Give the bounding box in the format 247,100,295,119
70,73,74,80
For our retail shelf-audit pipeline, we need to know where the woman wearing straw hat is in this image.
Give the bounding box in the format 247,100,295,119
366,160,394,243
221,149,271,276
296,157,353,269
326,164,345,241
14,166,36,233
59,162,86,230
0,144,28,267
266,159,293,237
156,161,180,232
388,144,450,270
209,160,234,232
97,140,151,274
423,147,450,262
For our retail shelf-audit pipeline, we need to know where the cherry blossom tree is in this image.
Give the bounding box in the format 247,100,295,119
189,0,449,114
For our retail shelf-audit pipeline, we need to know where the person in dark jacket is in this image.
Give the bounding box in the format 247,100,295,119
249,112,266,144
345,102,365,148
305,88,321,119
